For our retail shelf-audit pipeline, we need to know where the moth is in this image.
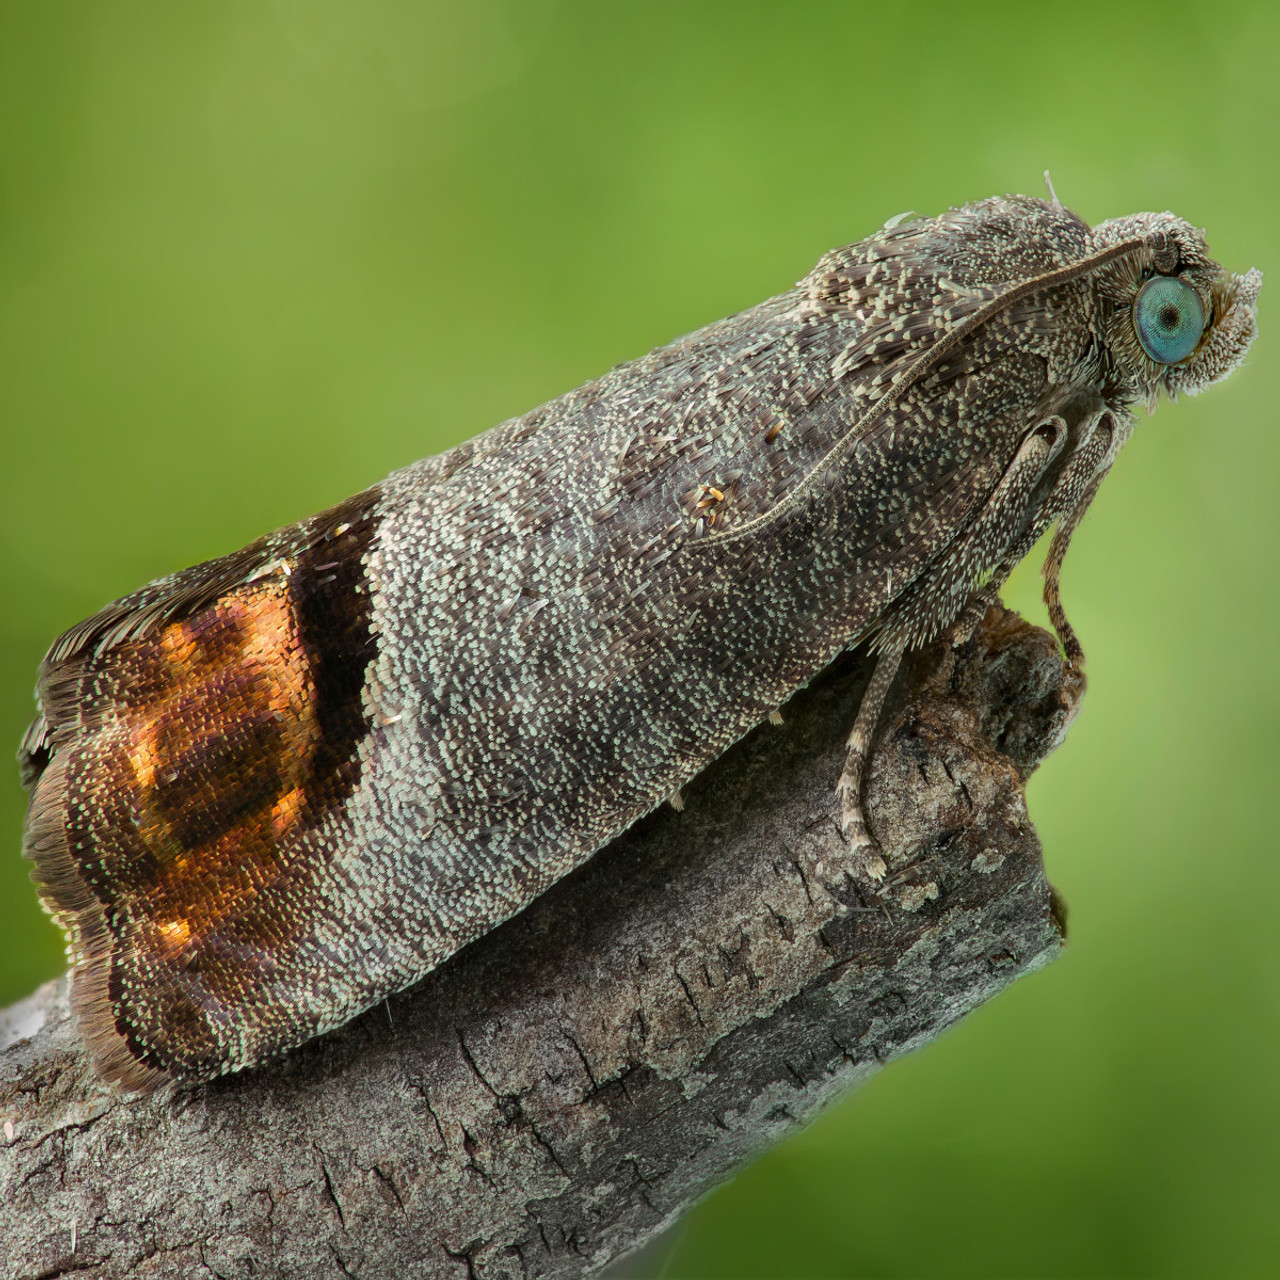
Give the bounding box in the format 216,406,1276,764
20,195,1260,1089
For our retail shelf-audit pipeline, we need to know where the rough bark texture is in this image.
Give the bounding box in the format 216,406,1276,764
0,604,1076,1280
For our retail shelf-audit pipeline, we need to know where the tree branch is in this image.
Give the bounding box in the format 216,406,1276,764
0,603,1076,1280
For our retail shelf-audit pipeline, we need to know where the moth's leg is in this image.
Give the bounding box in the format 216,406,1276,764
958,477,1085,650
949,580,1005,647
1041,475,1102,673
968,410,1116,675
835,641,905,881
834,412,1119,887
1037,411,1119,672
834,418,1067,886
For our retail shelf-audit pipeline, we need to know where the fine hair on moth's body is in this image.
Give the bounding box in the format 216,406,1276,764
19,195,1260,1089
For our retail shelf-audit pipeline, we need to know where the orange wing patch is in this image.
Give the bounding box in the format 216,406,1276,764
78,578,322,973
121,581,316,944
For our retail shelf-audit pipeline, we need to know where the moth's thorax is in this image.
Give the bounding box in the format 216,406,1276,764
802,196,1117,403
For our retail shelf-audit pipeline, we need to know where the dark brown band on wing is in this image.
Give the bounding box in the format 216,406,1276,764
24,490,380,1086
291,492,382,837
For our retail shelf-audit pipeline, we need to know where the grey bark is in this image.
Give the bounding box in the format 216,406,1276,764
0,604,1076,1280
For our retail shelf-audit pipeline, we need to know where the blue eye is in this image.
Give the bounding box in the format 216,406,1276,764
1133,275,1205,365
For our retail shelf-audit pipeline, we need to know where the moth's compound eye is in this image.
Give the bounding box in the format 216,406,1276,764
1133,275,1206,364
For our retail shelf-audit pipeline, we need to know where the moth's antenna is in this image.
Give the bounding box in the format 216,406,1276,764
1044,169,1061,206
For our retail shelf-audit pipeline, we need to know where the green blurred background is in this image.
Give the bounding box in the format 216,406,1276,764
1,1,1276,1275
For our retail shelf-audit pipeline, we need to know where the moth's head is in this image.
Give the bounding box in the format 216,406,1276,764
1089,211,1260,406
